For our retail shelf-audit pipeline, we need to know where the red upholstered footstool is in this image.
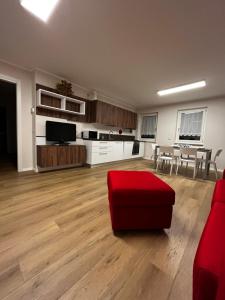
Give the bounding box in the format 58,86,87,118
107,171,175,230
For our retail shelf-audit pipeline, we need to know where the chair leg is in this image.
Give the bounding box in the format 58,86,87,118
214,163,218,180
176,161,179,175
156,160,160,173
170,162,173,176
193,163,197,179
197,162,200,176
200,161,203,172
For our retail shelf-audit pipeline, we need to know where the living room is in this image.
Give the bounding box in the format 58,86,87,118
0,1,225,299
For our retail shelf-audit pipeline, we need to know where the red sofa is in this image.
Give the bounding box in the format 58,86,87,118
193,170,225,300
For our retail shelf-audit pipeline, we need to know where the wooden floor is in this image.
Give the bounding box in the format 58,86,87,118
0,159,216,300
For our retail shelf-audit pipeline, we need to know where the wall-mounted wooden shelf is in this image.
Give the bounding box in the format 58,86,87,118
37,89,86,115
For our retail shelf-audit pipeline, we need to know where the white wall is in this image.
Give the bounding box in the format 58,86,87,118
0,61,34,171
138,98,225,171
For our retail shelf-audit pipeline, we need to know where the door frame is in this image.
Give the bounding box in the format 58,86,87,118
0,73,22,172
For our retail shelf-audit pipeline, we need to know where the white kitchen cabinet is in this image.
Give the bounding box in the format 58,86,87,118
123,141,134,159
83,140,144,165
111,141,124,161
84,141,113,164
139,142,145,157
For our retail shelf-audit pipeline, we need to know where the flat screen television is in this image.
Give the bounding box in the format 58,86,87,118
46,121,76,144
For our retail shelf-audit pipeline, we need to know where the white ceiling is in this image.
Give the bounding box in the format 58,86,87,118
0,0,225,109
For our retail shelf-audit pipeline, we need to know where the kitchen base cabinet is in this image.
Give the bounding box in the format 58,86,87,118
84,141,144,166
112,141,124,161
37,145,86,171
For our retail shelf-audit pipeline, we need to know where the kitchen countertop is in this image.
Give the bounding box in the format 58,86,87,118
82,138,143,142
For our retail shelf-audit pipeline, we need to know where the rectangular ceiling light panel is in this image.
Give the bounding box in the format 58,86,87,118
20,0,60,22
157,81,206,96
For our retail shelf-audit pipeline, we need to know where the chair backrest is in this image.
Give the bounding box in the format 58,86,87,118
180,147,198,158
151,143,157,151
213,149,223,162
159,146,174,156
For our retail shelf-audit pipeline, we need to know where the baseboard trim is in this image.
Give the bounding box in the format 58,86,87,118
21,167,34,173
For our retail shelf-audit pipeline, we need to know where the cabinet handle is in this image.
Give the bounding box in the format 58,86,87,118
99,152,107,155
99,146,108,149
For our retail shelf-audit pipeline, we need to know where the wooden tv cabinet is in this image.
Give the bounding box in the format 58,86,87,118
37,145,86,171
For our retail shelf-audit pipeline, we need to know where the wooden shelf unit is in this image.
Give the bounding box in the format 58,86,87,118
37,89,86,115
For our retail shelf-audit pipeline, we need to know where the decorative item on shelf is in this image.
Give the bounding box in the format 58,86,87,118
56,80,73,96
119,129,123,135
87,90,98,100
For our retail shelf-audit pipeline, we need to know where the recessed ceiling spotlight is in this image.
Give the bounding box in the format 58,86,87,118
157,80,206,96
20,0,60,22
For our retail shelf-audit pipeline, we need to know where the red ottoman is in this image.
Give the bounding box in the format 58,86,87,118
107,171,175,230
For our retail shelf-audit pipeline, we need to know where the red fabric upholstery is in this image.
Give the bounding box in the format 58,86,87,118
107,171,175,230
193,203,225,300
211,179,225,206
193,169,225,300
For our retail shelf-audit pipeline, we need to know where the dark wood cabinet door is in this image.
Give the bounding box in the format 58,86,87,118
68,145,86,165
86,100,137,129
95,101,115,126
37,145,86,169
131,112,137,129
114,107,123,128
77,145,87,164
37,146,58,168
57,147,70,166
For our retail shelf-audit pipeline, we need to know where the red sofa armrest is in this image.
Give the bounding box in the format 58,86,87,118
193,203,225,300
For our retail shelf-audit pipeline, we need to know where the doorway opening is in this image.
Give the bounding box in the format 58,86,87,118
0,80,17,171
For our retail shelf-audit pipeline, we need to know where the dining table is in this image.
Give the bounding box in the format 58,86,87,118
153,145,212,180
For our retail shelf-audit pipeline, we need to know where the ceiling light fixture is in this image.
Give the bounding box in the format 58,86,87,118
157,80,206,96
20,0,60,22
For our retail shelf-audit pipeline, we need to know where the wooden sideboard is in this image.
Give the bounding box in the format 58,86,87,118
37,145,86,170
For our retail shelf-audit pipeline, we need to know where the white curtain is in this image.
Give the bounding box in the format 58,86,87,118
180,111,203,136
141,115,157,138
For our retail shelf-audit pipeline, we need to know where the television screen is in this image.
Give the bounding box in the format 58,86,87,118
46,121,76,143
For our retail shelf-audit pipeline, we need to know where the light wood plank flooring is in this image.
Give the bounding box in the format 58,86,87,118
0,159,216,300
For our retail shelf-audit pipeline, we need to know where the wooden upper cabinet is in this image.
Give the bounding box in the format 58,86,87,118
90,100,137,129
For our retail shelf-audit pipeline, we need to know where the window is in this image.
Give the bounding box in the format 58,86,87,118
141,113,157,141
176,108,207,144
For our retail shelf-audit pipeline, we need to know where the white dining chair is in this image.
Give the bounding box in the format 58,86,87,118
156,146,177,176
198,149,223,180
151,143,158,160
176,148,199,179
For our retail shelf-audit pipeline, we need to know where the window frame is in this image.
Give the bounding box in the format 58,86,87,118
175,107,207,145
140,112,158,142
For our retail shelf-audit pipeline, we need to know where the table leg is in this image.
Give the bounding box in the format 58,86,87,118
203,150,212,179
154,147,158,169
